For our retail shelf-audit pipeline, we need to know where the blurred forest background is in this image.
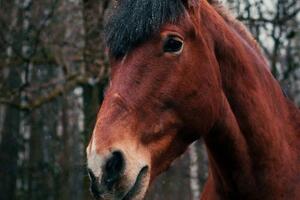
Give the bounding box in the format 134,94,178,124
0,0,299,200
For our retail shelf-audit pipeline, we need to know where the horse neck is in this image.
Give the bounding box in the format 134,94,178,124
200,3,300,197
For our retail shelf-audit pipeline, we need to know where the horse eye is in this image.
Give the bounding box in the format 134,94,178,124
163,37,184,54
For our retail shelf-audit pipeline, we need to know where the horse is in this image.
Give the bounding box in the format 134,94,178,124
86,0,300,199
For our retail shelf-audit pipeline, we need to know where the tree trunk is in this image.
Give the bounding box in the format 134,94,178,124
189,142,201,200
82,0,109,142
0,70,21,200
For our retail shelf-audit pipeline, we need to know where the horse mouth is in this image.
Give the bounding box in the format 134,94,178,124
122,166,149,200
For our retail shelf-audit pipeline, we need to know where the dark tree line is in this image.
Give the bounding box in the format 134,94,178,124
0,0,299,200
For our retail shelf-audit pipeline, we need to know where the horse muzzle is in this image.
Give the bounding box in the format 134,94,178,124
87,149,150,200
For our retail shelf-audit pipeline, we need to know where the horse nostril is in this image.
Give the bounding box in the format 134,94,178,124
104,151,125,189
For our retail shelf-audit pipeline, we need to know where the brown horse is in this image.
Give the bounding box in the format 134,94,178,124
86,0,300,199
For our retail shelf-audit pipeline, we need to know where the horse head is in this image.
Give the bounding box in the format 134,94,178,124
87,0,226,199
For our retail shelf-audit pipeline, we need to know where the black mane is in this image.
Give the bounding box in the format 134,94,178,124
104,0,186,58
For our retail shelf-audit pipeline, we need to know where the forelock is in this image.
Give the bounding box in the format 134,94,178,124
104,0,186,58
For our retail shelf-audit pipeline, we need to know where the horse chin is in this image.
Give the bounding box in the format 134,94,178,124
94,166,150,200
122,166,150,200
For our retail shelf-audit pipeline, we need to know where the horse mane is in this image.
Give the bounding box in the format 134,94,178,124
208,0,262,53
105,0,262,59
105,0,186,58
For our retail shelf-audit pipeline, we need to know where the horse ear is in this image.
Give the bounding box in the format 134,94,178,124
181,0,200,9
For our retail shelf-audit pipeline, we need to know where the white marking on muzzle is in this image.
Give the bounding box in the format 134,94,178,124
87,128,107,178
86,127,99,156
87,153,104,178
90,129,98,152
